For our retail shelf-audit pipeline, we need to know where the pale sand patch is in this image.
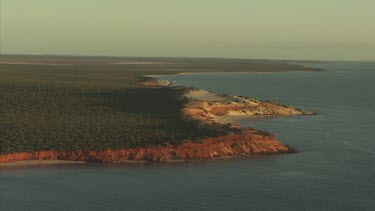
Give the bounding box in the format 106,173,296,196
111,61,169,65
183,87,316,127
184,89,229,102
217,115,251,124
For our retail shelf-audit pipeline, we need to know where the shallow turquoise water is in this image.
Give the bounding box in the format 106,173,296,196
1,62,374,210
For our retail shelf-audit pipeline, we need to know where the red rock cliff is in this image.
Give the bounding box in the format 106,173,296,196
0,129,295,164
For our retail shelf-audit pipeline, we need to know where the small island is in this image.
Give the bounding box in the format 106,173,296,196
0,55,319,166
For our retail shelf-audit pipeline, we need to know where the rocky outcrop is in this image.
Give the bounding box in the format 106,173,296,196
0,129,295,164
183,89,316,125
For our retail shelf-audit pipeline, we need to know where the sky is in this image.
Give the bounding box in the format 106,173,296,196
1,0,374,61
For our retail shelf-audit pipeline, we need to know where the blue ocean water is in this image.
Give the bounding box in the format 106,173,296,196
1,62,374,210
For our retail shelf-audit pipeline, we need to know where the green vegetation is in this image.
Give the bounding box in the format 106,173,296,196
0,56,318,155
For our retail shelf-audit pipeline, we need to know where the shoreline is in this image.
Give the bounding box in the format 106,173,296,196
173,69,325,75
0,130,297,167
0,70,316,167
0,153,284,168
145,67,324,78
216,113,316,125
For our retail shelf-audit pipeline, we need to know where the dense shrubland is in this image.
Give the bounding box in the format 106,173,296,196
0,64,232,154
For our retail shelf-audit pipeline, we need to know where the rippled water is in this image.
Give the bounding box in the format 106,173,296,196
1,62,374,210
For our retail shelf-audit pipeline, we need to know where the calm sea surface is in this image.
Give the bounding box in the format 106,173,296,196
1,62,374,210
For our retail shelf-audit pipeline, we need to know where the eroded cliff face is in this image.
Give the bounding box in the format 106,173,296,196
0,129,295,164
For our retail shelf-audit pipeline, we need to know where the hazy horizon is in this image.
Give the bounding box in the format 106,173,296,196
1,0,374,61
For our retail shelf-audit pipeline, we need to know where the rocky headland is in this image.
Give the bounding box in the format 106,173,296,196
183,89,316,125
0,129,294,164
0,79,316,166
